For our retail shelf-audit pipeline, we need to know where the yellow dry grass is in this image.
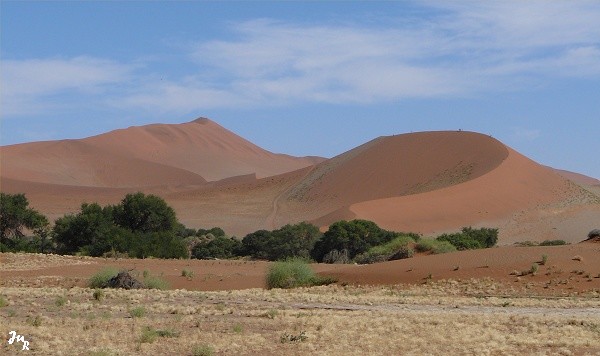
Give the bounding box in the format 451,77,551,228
1,281,599,355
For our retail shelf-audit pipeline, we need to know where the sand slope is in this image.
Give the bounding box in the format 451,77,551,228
0,118,323,188
83,118,324,181
1,123,598,242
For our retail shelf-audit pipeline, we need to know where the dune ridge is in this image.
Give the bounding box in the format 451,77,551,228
1,122,598,242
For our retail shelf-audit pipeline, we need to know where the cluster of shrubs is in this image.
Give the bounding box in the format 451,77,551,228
1,192,500,264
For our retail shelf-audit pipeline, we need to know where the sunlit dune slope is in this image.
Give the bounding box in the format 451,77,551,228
278,131,509,221
83,118,324,181
342,148,591,236
0,140,207,188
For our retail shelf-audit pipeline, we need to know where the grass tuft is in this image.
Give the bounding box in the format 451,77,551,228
192,344,214,356
88,267,119,288
266,258,336,289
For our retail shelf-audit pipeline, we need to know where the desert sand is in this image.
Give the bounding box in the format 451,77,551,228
1,118,598,240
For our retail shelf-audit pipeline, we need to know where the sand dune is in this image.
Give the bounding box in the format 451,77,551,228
1,122,597,242
0,118,323,188
342,148,594,238
83,118,324,181
0,140,207,188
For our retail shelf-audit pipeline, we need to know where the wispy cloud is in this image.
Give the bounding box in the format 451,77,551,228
1,57,133,117
3,1,599,117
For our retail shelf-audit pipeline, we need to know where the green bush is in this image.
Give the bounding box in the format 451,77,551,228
415,239,457,254
0,295,8,308
192,344,215,356
266,258,336,289
139,326,158,343
88,267,119,288
436,227,498,250
143,275,169,290
192,236,243,260
311,220,410,262
243,222,322,261
539,239,567,246
129,306,146,318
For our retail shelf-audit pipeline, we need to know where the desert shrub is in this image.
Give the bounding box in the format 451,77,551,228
355,235,417,264
243,222,322,261
541,254,548,265
88,267,119,288
93,289,105,301
139,326,158,343
322,249,351,264
514,241,538,247
0,295,8,307
156,328,180,338
311,220,407,262
415,239,457,254
192,236,243,259
436,227,498,250
129,306,146,318
540,239,568,246
266,258,336,289
192,344,215,356
280,331,308,343
143,275,169,290
55,296,67,307
181,269,194,279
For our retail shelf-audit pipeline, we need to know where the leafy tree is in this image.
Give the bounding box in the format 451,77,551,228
0,193,49,251
197,227,226,238
113,192,177,233
242,223,321,261
53,203,128,256
126,231,188,259
436,227,498,250
242,230,274,260
269,222,321,261
311,220,399,262
192,236,243,259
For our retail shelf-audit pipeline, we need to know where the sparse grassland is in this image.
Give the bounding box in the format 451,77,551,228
1,281,599,355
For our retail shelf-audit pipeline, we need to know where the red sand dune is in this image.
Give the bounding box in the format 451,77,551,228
553,168,600,186
82,118,324,182
0,118,323,188
1,121,598,243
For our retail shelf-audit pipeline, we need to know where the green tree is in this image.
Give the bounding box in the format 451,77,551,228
113,192,177,233
192,236,243,259
0,193,49,251
311,220,399,262
53,203,129,256
242,230,274,260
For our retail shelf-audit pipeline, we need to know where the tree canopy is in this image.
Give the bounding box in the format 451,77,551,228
0,193,49,250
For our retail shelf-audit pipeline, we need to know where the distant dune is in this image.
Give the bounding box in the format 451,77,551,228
82,118,324,182
1,120,598,243
0,118,323,187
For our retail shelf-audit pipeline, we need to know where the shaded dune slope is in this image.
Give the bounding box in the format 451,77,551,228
278,131,510,222
341,148,590,236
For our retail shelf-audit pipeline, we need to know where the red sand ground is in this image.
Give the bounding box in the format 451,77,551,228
2,242,599,295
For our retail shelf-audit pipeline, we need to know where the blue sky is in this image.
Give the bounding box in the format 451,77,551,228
2,1,599,178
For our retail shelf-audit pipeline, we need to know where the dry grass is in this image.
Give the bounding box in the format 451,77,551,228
1,281,599,355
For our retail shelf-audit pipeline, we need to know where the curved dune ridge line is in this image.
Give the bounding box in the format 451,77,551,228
279,131,510,221
0,118,324,187
343,147,596,238
82,117,324,182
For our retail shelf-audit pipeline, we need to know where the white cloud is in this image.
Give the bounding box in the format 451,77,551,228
1,57,132,117
3,1,600,117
